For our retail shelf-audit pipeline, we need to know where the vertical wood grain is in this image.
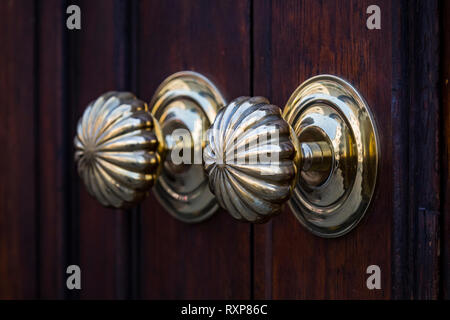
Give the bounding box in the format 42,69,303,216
0,0,37,299
37,0,68,299
404,0,440,299
441,0,450,300
138,0,252,299
391,0,410,299
254,0,392,299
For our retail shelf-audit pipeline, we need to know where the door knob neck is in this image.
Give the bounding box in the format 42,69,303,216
300,141,333,173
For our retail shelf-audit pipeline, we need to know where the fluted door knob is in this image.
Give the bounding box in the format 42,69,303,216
74,71,379,237
202,76,379,236
203,96,300,223
75,72,223,223
74,92,163,208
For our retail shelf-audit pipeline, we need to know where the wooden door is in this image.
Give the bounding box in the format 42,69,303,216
0,0,447,300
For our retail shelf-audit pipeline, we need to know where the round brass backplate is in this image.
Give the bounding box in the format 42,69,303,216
283,75,379,237
149,71,225,223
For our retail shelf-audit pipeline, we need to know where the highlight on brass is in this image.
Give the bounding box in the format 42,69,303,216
74,92,162,209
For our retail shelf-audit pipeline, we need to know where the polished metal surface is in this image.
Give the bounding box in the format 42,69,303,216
74,92,163,208
74,72,378,235
283,75,379,237
149,71,224,222
204,97,300,222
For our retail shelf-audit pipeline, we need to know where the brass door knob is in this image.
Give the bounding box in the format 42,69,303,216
204,75,379,237
74,92,164,209
203,96,300,223
74,72,379,237
75,72,224,223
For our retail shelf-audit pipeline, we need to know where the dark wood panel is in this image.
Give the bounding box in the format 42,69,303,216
441,0,450,300
38,0,66,299
67,0,133,299
403,0,440,299
254,0,392,299
0,0,443,300
391,0,410,299
138,0,251,299
0,0,37,299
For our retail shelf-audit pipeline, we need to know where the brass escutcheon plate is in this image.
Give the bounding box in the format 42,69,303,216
283,75,379,237
149,71,225,223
